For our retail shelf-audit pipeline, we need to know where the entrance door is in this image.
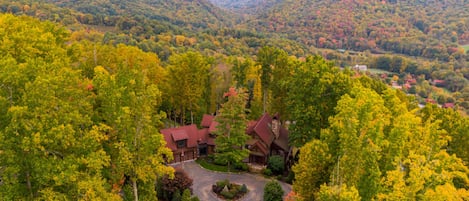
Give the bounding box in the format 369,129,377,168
198,145,208,156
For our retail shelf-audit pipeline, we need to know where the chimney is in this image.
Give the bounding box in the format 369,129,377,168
272,116,280,139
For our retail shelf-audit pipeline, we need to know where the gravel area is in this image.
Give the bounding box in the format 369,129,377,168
173,161,292,201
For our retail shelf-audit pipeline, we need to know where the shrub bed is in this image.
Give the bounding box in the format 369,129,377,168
212,179,248,200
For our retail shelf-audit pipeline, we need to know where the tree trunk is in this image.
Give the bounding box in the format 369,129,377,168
181,107,185,125
26,171,33,199
263,89,267,113
190,104,194,124
132,179,138,201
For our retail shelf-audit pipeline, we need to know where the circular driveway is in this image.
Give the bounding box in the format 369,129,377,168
173,161,292,201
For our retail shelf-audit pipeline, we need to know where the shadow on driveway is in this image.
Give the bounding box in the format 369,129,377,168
173,161,292,201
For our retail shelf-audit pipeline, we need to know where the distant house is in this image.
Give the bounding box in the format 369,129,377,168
405,78,417,85
443,103,455,109
391,81,402,89
432,79,446,87
353,64,367,71
161,114,216,163
161,113,290,165
425,98,437,104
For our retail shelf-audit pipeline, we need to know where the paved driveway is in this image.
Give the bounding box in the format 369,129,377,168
173,161,292,201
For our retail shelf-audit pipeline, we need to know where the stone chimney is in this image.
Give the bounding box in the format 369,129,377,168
272,116,280,139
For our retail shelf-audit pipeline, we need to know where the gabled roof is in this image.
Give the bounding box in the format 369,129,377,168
253,113,275,145
201,114,214,128
246,120,257,134
171,130,189,141
208,121,219,134
161,125,199,151
273,127,289,152
252,140,269,156
197,128,215,145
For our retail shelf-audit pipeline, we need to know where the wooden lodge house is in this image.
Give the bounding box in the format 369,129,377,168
161,113,290,165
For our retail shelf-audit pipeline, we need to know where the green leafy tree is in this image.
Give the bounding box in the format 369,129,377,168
166,51,211,124
214,88,250,172
267,155,285,175
317,184,361,201
325,84,390,200
264,181,284,201
230,56,254,88
0,14,119,200
93,62,174,201
292,140,332,201
420,104,469,165
181,189,191,201
286,56,352,147
171,189,182,201
257,46,290,114
379,105,469,199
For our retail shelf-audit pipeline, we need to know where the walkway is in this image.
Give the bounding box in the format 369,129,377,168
173,161,292,201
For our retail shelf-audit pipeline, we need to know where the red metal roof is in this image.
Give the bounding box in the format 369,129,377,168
171,130,189,141
273,127,289,152
253,113,275,145
161,125,199,151
253,140,269,155
197,128,216,145
208,121,219,134
201,114,214,128
246,120,257,134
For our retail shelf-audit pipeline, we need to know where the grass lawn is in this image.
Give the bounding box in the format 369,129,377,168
462,44,469,53
367,68,394,75
195,157,242,173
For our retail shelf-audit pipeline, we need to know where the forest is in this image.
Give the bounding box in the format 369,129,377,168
1,0,469,115
0,0,468,200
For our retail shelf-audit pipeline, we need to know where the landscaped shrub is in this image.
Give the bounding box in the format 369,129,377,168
220,190,236,199
171,189,181,201
190,197,200,201
212,184,223,194
263,168,273,176
216,179,230,188
181,189,191,201
213,180,248,200
263,181,284,201
235,162,249,171
214,157,228,166
276,175,283,181
161,168,193,200
267,155,284,175
240,184,248,193
286,171,295,184
162,168,193,193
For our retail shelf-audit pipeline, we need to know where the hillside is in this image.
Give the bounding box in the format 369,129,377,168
245,0,469,60
209,0,280,14
45,0,237,29
0,0,310,60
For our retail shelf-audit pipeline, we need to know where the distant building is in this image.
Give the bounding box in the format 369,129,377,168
432,79,446,87
443,103,455,109
353,64,367,71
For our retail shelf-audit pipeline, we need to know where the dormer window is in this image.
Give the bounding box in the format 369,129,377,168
177,140,187,148
171,130,189,148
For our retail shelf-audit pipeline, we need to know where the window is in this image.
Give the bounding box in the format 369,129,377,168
177,140,187,148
